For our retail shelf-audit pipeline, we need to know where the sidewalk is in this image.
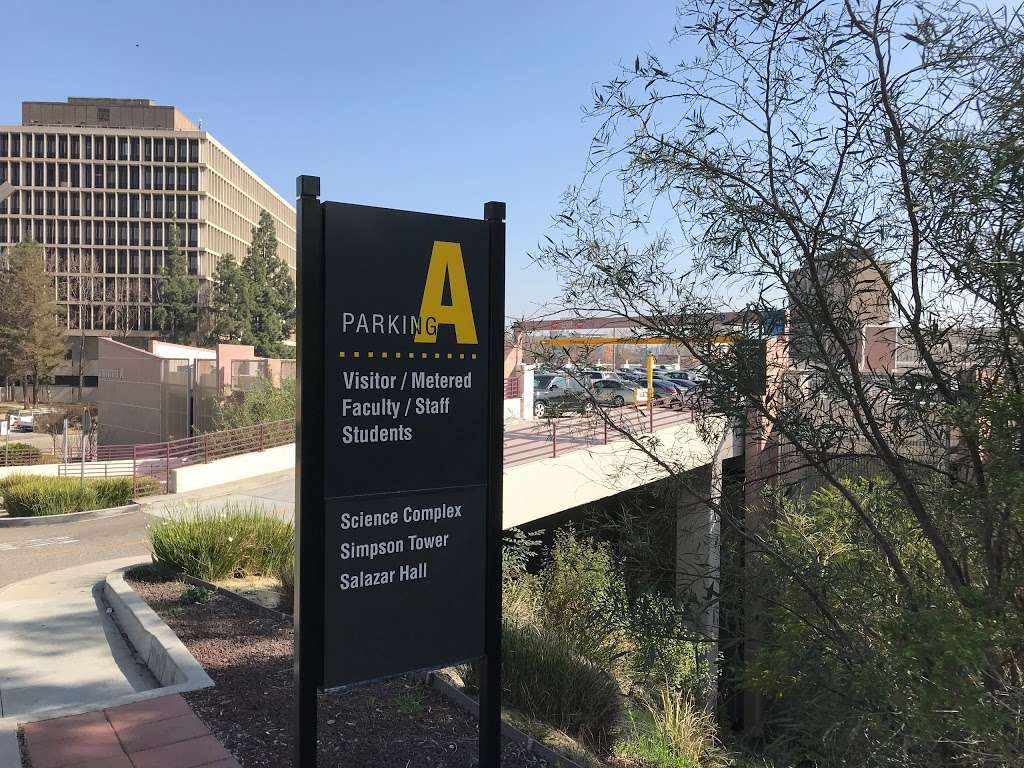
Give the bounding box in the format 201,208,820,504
0,557,156,719
138,469,294,521
21,693,239,768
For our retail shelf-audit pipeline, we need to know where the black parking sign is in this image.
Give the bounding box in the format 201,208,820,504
294,177,505,767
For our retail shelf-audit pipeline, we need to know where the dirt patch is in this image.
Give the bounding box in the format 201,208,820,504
127,572,550,768
212,574,285,612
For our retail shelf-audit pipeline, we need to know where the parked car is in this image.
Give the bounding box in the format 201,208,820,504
534,373,556,390
591,378,646,407
534,376,594,418
663,370,694,383
13,411,36,432
649,378,687,405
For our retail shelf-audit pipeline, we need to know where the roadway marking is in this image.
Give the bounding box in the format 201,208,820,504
0,536,79,551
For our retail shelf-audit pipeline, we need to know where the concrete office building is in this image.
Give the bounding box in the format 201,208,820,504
0,97,295,398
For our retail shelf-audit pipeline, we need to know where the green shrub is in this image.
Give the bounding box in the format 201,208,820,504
92,477,141,507
0,443,43,467
149,503,294,581
2,476,99,517
616,688,730,768
0,474,156,517
179,585,211,605
132,476,161,497
215,378,296,429
500,617,622,752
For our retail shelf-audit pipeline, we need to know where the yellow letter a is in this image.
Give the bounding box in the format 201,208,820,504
414,241,478,344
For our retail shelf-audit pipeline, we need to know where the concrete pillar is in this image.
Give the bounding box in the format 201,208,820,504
676,425,742,713
676,463,719,710
521,363,535,421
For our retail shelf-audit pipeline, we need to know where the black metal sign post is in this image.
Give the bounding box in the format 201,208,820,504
294,174,504,767
295,175,326,768
479,201,506,767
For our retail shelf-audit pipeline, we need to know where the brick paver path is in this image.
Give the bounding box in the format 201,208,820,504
21,694,240,768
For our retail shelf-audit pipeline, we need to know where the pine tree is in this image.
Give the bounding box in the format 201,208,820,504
152,224,199,344
0,241,67,404
242,211,296,357
206,254,252,345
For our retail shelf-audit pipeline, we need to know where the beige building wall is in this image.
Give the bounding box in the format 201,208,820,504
0,97,295,344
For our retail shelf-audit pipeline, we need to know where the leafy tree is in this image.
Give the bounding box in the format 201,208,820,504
535,1,1024,763
0,241,66,405
215,377,295,429
241,211,295,358
152,224,199,344
206,254,251,345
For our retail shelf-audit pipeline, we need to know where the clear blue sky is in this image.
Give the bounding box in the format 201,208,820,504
4,1,678,319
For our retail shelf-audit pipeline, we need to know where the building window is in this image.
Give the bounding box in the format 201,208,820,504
188,139,199,162
165,139,174,162
154,140,163,161
58,135,67,158
70,135,79,159
10,134,19,157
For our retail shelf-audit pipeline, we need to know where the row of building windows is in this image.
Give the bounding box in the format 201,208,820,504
0,219,199,249
63,301,155,333
0,161,200,191
204,142,295,267
0,191,199,220
55,275,158,303
0,133,200,164
41,248,199,276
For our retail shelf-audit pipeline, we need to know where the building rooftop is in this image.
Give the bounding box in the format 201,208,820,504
20,97,198,131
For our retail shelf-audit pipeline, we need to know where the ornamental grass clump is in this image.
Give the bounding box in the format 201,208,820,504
1,476,99,517
149,502,294,582
501,616,623,752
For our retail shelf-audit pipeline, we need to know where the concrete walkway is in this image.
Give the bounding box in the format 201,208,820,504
139,470,294,521
0,557,157,722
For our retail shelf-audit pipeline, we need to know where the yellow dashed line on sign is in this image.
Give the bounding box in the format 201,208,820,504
337,350,481,361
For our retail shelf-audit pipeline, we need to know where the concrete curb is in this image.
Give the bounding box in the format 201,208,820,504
422,671,588,768
103,565,215,691
0,502,140,527
0,562,216,738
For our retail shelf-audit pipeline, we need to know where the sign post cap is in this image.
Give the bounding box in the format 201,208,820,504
297,175,321,198
484,201,506,221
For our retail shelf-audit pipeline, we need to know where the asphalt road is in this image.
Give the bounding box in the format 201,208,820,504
0,511,152,590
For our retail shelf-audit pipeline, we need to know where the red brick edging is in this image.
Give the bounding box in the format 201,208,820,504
21,694,239,768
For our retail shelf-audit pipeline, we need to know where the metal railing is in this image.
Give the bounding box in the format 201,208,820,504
504,397,695,468
504,376,522,399
56,419,295,491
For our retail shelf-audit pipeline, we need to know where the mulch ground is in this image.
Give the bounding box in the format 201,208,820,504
126,571,549,768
